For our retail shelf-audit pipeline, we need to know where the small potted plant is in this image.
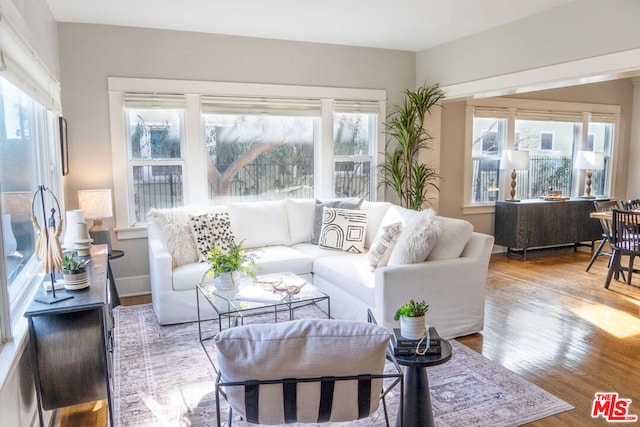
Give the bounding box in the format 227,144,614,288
61,250,90,289
394,299,429,339
202,239,257,290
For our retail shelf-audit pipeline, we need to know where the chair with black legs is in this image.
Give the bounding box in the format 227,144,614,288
604,209,640,289
586,200,620,273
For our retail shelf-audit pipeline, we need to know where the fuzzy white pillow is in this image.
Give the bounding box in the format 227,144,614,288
387,209,441,265
149,207,199,267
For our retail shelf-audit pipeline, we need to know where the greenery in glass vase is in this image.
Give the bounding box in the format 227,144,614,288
394,299,429,320
203,239,257,280
379,83,445,210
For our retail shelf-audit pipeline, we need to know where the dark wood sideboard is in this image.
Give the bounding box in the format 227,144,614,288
494,198,605,259
24,244,114,427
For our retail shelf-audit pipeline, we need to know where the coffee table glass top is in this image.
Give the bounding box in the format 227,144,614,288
197,271,328,316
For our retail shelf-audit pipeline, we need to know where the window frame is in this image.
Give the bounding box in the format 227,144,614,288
463,97,620,214
108,78,386,240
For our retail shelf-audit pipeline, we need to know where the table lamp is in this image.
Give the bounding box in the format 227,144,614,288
78,189,113,254
574,151,604,199
500,150,530,202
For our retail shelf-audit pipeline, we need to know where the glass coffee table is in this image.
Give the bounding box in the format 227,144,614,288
197,271,330,330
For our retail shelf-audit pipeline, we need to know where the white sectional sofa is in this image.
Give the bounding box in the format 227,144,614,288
147,198,494,338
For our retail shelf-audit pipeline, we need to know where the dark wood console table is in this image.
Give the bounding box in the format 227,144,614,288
25,244,114,427
494,198,605,259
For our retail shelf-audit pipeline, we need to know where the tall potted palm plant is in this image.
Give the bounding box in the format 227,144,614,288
379,83,445,210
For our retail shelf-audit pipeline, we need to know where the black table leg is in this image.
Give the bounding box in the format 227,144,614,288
396,365,434,427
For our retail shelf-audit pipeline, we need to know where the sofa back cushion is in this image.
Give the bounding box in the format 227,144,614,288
426,216,474,260
228,200,291,249
214,319,390,424
376,205,474,262
286,198,315,244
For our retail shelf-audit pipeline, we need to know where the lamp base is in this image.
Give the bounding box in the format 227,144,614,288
89,228,112,255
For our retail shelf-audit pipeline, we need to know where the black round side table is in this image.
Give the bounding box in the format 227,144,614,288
394,331,452,427
108,250,124,307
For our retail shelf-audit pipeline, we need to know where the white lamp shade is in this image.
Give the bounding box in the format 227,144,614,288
574,151,605,170
500,150,530,170
78,189,113,219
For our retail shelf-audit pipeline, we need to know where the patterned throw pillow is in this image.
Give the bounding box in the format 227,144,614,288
190,213,235,261
318,208,368,253
312,198,363,244
367,221,403,271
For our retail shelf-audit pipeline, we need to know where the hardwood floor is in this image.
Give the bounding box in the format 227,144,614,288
58,247,640,426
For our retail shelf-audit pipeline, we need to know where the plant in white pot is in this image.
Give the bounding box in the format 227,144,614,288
202,239,257,291
394,299,429,339
61,250,90,290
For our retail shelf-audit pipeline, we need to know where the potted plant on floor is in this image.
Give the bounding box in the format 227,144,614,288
379,82,446,210
394,299,429,339
203,239,257,290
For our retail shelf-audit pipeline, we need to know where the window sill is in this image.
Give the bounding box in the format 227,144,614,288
462,204,496,215
114,225,148,240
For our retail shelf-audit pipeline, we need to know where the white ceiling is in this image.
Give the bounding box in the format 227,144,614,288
46,0,575,52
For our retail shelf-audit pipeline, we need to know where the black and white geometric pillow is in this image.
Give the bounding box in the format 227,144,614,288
318,207,368,253
190,213,235,262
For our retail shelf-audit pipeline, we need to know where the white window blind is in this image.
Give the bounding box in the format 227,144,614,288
334,100,380,114
201,96,321,116
0,13,61,114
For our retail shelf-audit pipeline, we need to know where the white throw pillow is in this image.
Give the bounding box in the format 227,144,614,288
189,212,235,262
312,198,363,244
318,207,368,253
228,200,291,249
214,319,390,424
426,216,474,260
368,222,403,271
360,201,392,249
388,209,441,265
149,207,199,267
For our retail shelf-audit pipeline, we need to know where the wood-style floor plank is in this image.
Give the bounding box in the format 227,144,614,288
59,247,640,426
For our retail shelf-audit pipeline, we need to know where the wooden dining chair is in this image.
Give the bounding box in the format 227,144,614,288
604,209,640,289
621,199,640,210
586,200,620,273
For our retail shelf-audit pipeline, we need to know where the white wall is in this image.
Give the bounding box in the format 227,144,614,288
416,0,640,94
57,23,416,297
0,1,59,425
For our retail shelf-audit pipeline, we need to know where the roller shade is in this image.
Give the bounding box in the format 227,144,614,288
334,100,380,114
201,96,321,116
123,93,186,109
0,14,61,114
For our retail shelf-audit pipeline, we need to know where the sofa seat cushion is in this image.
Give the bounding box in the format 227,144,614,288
172,262,211,291
252,245,313,276
313,254,375,306
291,243,347,261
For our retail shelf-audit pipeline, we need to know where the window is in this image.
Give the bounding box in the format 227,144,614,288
0,76,61,340
124,104,186,223
109,79,385,230
465,98,619,207
333,104,378,199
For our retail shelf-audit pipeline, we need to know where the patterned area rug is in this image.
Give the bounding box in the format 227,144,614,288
113,304,573,426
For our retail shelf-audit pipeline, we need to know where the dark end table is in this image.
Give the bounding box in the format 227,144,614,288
108,249,124,307
394,331,452,427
